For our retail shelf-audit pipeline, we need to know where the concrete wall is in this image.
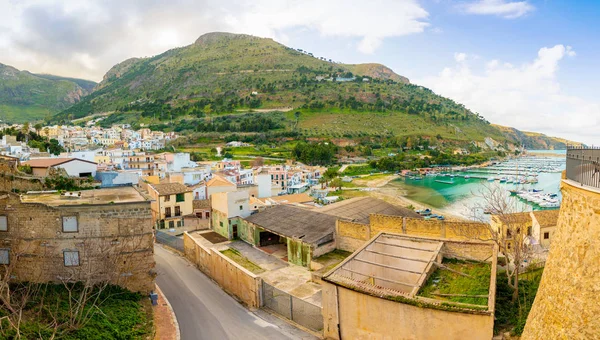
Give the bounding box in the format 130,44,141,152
337,214,491,253
183,233,261,309
0,193,155,293
522,181,600,339
322,282,494,340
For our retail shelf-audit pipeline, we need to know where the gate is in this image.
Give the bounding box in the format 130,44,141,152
261,281,323,332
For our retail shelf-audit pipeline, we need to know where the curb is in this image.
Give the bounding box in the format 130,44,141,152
156,284,181,340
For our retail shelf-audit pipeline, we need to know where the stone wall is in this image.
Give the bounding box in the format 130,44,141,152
0,193,155,293
183,233,261,308
522,181,600,339
337,214,491,253
321,282,494,340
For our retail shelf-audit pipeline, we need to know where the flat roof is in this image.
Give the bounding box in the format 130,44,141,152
21,187,151,206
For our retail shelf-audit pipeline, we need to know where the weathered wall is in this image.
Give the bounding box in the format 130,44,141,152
183,233,261,309
522,181,600,339
337,214,491,253
322,282,494,340
287,238,311,267
237,219,260,246
212,209,230,239
0,193,155,293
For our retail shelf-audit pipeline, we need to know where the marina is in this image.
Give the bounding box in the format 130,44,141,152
390,152,565,219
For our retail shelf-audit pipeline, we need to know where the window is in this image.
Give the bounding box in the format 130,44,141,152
169,221,174,228
176,193,185,202
165,207,172,218
0,249,9,265
63,251,80,267
219,221,223,227
175,206,181,217
164,195,171,202
527,226,532,236
79,172,92,177
205,212,210,219
544,232,550,239
0,216,7,232
239,205,243,211
62,216,78,233
176,221,181,227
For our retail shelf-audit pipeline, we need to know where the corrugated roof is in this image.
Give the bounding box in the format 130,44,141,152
24,158,97,168
317,197,421,224
532,210,560,228
245,205,338,244
150,183,191,196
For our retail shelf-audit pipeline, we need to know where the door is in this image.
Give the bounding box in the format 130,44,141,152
232,224,238,239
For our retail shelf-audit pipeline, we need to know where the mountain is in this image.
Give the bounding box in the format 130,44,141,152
52,32,580,148
493,125,584,149
0,63,96,123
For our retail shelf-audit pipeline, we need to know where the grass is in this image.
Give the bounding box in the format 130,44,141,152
221,248,266,274
312,249,352,274
418,258,491,306
0,283,153,339
494,268,544,335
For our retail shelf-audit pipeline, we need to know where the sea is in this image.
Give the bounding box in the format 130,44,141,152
386,150,565,220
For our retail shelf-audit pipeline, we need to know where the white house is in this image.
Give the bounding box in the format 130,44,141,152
24,158,98,177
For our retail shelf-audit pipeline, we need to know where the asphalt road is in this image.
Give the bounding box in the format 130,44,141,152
155,245,315,340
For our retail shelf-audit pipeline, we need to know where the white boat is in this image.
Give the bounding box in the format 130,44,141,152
487,177,496,182
464,175,470,179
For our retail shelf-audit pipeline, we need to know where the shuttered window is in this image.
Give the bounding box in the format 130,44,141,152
0,249,9,264
63,251,80,267
0,216,7,232
62,216,78,232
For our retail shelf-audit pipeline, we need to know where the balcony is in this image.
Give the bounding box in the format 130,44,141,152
566,147,600,192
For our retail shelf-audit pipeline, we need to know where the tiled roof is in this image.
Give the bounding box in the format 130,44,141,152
532,210,560,227
206,175,236,187
193,199,210,209
150,183,191,196
24,158,97,168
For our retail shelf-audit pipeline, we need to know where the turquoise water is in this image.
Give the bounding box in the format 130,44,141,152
388,151,565,219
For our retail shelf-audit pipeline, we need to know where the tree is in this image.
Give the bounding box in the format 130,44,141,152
294,111,301,130
34,123,43,135
322,168,339,187
466,184,533,302
330,177,343,191
251,157,264,167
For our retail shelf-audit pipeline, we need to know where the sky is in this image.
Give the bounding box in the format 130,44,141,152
0,0,598,144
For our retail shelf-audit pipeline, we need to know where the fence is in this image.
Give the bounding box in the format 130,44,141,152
261,281,323,332
156,231,184,252
566,147,600,189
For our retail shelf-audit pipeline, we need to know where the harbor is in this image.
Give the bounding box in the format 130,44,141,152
391,152,565,219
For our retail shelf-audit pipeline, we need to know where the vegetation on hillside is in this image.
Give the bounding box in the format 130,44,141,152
0,63,95,123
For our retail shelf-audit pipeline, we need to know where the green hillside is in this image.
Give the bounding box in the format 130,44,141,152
0,63,95,123
52,32,579,149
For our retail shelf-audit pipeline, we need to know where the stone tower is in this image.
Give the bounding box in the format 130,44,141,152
522,149,600,339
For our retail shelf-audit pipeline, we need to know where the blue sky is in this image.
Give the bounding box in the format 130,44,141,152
0,0,597,144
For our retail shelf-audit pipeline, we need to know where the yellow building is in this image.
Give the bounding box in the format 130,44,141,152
148,183,193,229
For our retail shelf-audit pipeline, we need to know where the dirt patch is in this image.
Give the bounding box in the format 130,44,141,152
200,231,228,244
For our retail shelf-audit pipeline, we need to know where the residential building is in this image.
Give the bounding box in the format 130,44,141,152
24,158,98,177
147,183,193,229
0,187,155,293
211,191,252,240
530,210,559,249
206,175,236,198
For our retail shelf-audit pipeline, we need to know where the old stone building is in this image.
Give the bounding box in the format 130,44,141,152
0,187,155,293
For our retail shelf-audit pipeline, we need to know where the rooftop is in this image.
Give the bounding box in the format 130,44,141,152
323,233,495,312
193,199,211,209
245,205,338,244
532,209,560,227
150,182,192,196
24,157,97,168
206,175,236,187
260,193,313,205
21,187,150,206
317,197,421,224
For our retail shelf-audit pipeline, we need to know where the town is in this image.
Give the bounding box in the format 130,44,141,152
0,119,596,339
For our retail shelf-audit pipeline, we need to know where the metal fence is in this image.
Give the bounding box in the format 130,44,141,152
261,281,323,332
566,147,600,189
155,230,184,252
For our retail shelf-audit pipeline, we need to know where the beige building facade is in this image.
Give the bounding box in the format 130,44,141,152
0,188,155,293
148,183,193,229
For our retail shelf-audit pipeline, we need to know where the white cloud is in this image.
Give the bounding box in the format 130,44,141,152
454,52,468,62
418,45,600,145
0,0,429,80
462,0,535,19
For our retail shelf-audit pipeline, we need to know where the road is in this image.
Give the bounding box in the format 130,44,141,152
155,245,316,340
